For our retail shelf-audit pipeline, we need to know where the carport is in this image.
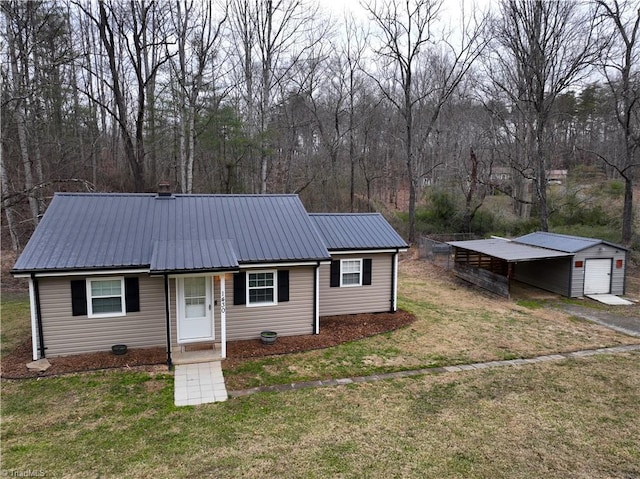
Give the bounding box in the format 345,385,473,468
448,238,572,297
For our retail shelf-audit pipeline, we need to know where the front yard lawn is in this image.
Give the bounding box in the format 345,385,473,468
2,353,639,478
222,259,640,390
2,257,639,477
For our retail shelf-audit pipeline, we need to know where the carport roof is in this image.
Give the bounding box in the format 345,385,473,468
514,231,628,252
448,238,573,262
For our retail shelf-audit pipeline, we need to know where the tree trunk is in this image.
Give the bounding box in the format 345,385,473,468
6,16,39,225
0,150,21,250
98,0,144,191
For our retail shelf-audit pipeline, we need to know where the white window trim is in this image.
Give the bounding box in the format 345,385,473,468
340,259,363,287
86,276,126,318
246,270,278,307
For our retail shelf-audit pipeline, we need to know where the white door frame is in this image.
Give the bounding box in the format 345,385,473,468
176,275,214,344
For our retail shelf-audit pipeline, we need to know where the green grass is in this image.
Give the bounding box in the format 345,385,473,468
223,266,640,390
2,261,640,477
2,353,639,478
515,299,544,309
0,291,30,358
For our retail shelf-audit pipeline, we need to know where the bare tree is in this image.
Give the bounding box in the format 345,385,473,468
229,0,325,193
76,0,171,191
169,0,228,194
596,0,639,246
364,0,487,242
488,0,602,231
341,13,370,211
2,1,43,225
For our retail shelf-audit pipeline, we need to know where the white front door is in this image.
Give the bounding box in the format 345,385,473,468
584,259,612,295
177,276,214,343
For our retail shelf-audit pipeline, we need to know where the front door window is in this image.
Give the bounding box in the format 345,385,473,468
184,277,207,318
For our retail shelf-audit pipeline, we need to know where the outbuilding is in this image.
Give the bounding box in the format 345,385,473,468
513,232,627,297
448,232,628,298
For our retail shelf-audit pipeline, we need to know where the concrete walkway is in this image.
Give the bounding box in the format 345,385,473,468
228,344,640,399
174,361,228,406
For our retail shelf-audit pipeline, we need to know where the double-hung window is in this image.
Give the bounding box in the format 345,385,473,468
341,259,362,287
329,258,372,288
87,277,126,317
247,271,277,306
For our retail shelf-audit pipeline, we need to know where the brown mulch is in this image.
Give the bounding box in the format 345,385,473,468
1,310,416,379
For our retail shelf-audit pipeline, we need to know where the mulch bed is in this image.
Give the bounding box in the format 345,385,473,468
1,310,416,379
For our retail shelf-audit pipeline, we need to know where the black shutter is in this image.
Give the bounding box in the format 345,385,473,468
363,259,372,285
277,270,290,302
71,280,87,316
125,277,140,313
234,272,246,305
330,260,340,287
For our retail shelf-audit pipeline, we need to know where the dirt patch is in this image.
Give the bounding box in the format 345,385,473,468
227,310,416,358
0,310,416,379
0,342,167,379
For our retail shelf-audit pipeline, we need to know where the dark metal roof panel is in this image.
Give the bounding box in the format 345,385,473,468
448,238,573,262
13,193,331,273
150,239,238,273
309,213,408,250
514,232,627,253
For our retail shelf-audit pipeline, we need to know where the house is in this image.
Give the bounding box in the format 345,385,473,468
448,232,628,298
11,192,408,364
547,169,568,185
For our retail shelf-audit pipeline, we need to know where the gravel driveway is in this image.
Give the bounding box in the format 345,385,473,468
559,303,640,337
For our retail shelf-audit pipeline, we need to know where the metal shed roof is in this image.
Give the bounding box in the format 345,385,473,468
309,213,408,251
13,193,331,273
514,232,627,253
448,238,572,262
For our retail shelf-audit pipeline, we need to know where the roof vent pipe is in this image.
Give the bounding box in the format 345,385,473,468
157,180,172,197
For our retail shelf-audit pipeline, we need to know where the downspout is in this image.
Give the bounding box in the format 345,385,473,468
314,262,320,334
390,250,398,312
164,274,173,369
30,274,46,359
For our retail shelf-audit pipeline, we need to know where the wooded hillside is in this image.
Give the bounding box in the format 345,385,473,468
2,0,639,249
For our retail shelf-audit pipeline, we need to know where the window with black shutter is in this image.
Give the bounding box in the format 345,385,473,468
277,270,290,302
71,280,87,316
330,260,340,287
233,272,246,305
125,277,140,312
363,259,372,285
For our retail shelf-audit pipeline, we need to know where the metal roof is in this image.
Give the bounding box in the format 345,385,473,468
13,193,332,273
514,232,627,253
309,213,408,251
448,238,572,262
150,240,239,273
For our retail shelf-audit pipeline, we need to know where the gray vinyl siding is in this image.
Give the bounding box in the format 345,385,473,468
38,274,166,357
226,267,315,340
571,245,627,297
513,258,572,296
319,253,393,316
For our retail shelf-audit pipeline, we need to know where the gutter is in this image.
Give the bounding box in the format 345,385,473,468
313,262,320,334
30,273,46,358
163,274,173,369
390,249,399,312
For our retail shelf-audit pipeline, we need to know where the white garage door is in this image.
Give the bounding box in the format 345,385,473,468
584,259,612,295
